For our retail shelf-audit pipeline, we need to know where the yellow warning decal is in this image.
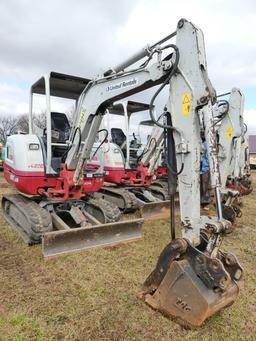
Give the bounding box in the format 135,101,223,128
78,109,85,128
181,92,191,116
226,127,233,139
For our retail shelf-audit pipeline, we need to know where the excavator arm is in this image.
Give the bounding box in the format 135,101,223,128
139,19,243,327
65,53,173,184
217,88,244,185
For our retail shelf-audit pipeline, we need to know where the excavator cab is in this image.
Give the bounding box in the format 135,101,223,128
110,127,142,165
107,101,146,168
111,128,126,150
49,112,71,144
89,101,171,218
41,112,71,170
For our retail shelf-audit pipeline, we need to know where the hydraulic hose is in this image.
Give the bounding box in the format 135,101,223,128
165,112,177,241
137,111,168,163
90,129,109,160
213,100,229,127
137,137,157,163
61,127,81,162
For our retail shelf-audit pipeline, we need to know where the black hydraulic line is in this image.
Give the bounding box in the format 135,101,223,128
163,142,184,176
61,127,81,162
151,31,177,49
213,100,229,127
148,44,184,176
148,44,179,131
165,112,177,240
90,129,109,160
137,137,157,162
243,123,248,133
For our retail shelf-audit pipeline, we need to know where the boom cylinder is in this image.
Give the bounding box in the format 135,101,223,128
104,30,177,76
104,46,151,76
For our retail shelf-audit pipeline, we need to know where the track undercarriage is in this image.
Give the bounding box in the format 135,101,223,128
227,176,253,196
95,183,171,220
2,194,143,257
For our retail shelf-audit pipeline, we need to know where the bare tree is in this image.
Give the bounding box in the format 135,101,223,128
33,111,46,129
16,114,29,133
65,105,75,124
0,115,19,144
0,109,73,145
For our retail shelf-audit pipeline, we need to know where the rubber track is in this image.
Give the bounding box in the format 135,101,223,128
87,197,121,223
2,194,53,244
101,187,139,212
149,185,169,200
114,188,140,212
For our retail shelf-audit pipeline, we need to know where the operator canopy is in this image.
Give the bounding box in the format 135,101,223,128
31,72,91,100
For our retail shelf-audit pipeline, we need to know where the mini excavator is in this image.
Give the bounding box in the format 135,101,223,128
216,88,252,222
91,102,170,219
2,73,143,257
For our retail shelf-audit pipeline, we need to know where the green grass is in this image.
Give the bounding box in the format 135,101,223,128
0,172,256,340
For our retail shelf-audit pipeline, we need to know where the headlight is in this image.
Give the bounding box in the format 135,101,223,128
29,143,39,150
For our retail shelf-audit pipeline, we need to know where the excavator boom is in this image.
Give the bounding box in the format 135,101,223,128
139,18,243,327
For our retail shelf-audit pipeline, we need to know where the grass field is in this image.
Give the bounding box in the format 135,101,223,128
0,172,255,341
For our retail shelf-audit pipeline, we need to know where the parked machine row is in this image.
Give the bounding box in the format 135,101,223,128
1,18,253,327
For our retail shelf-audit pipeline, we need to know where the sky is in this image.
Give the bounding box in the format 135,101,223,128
0,0,255,135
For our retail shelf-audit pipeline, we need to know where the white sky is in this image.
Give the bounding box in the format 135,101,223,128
0,0,255,134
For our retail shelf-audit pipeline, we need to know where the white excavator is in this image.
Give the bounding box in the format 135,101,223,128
216,88,252,222
2,18,243,326
239,123,252,185
3,72,144,256
91,102,170,219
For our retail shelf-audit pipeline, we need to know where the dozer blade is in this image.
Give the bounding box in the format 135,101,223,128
140,200,174,220
139,239,243,328
42,218,143,258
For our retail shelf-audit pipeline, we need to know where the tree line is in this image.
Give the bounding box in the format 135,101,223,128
0,111,73,145
0,112,46,145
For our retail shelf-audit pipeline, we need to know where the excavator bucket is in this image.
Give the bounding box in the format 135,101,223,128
43,219,143,258
139,239,243,327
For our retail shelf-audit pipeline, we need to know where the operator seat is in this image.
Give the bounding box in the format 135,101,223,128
111,128,127,152
51,113,71,173
111,128,126,147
